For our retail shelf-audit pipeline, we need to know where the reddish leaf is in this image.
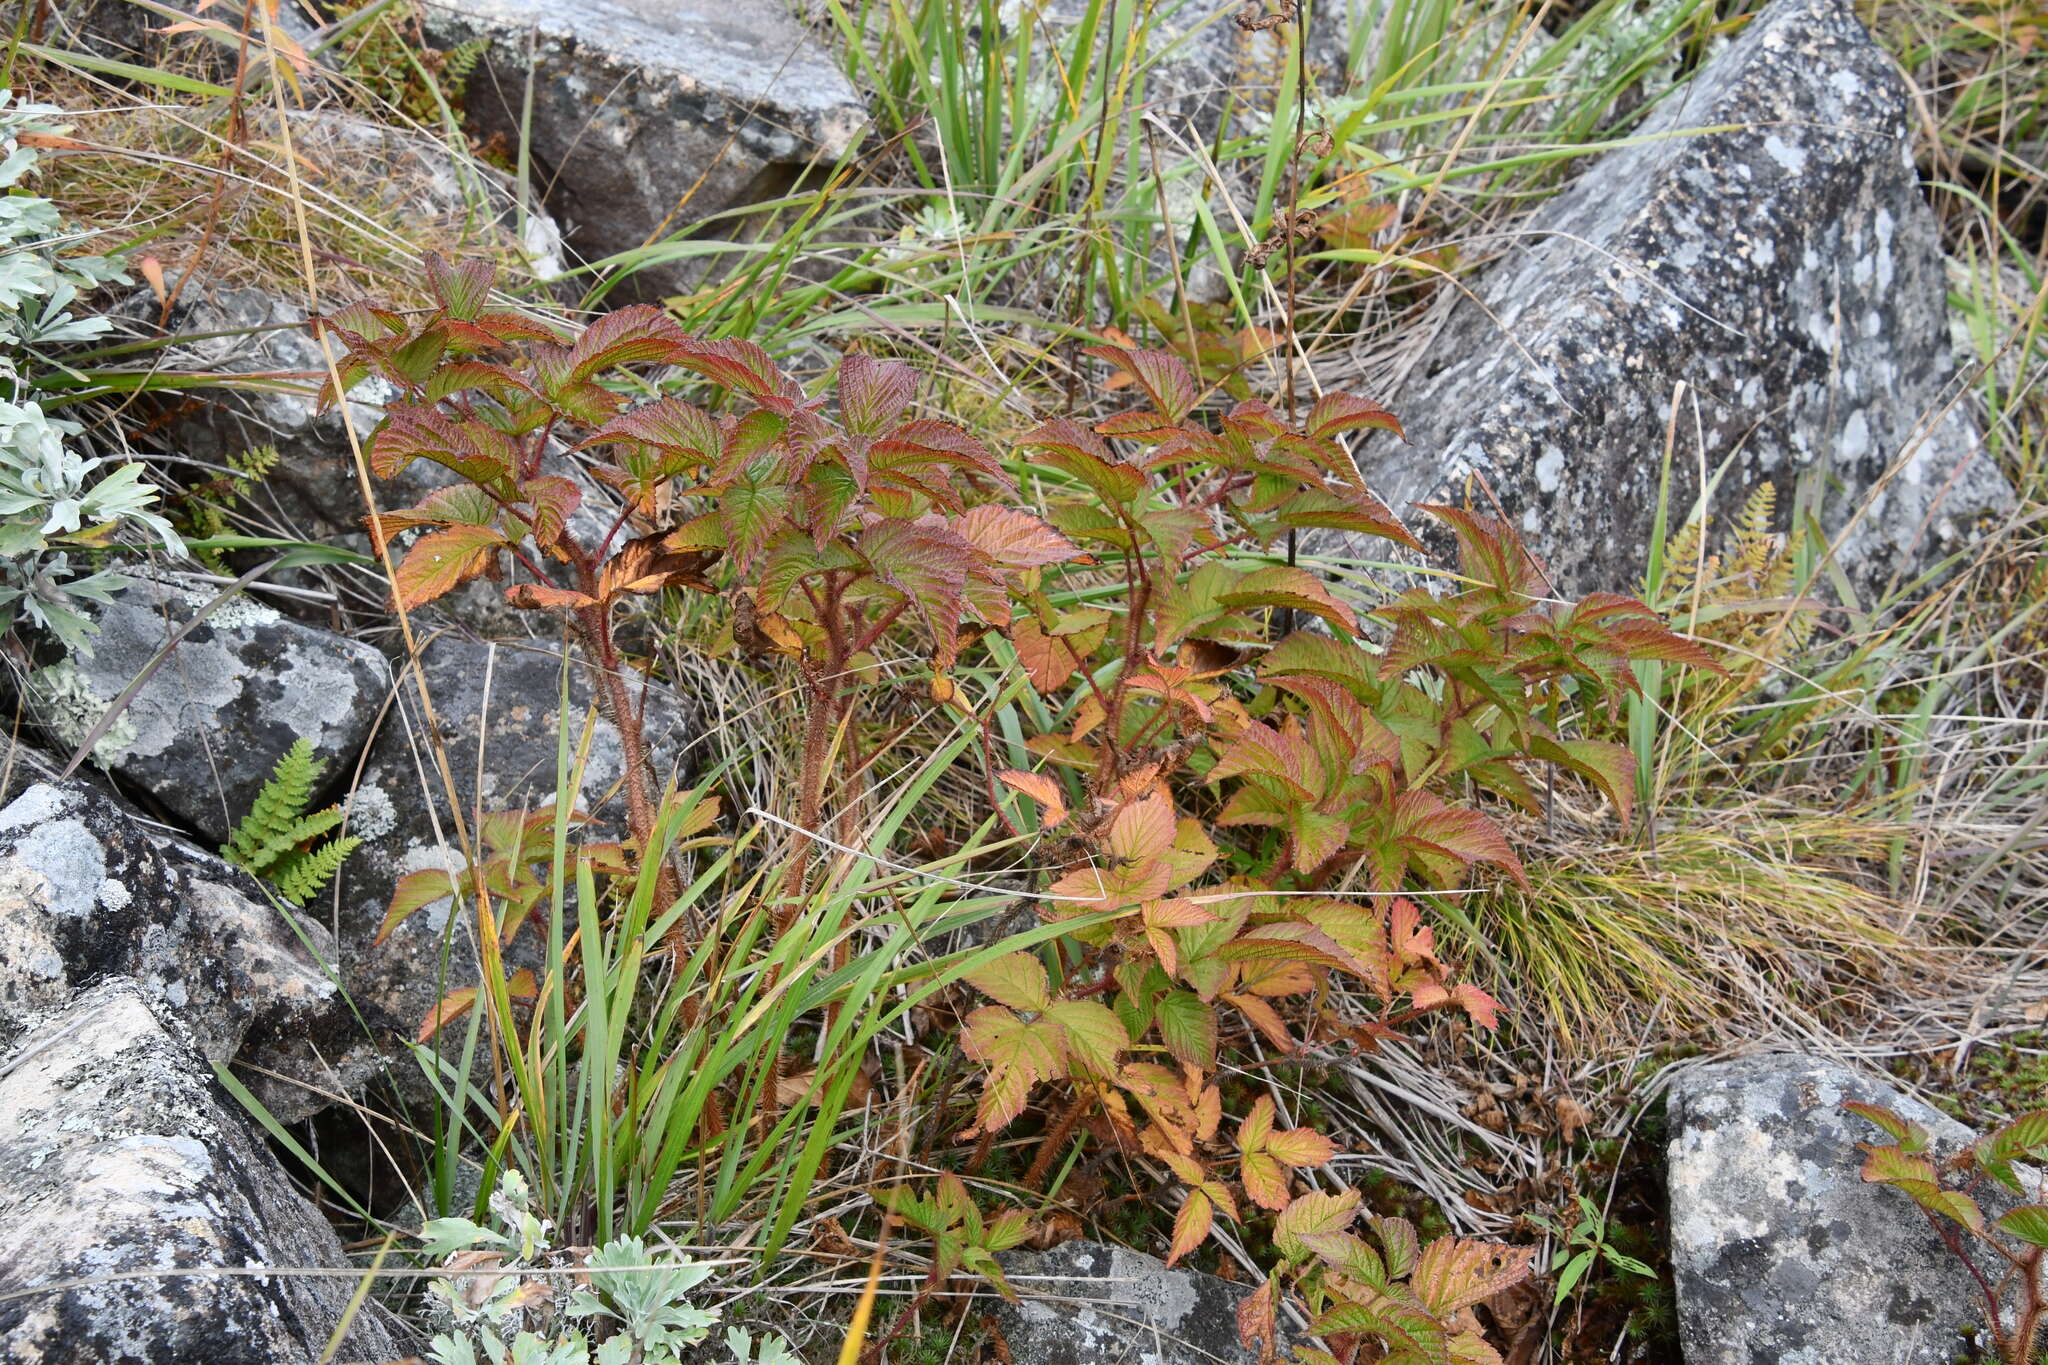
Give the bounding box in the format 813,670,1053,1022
838,353,917,433
957,506,1085,570
1274,1188,1360,1261
998,770,1069,829
424,254,495,320
1044,1000,1127,1078
966,952,1050,1012
671,335,806,402
1236,1276,1280,1360
1307,391,1405,442
505,584,600,611
393,523,505,608
1411,1237,1536,1316
1085,344,1199,423
1167,1189,1215,1266
567,304,690,381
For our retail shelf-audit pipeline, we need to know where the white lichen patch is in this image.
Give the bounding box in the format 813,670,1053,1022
28,661,134,765
13,817,109,919
343,785,398,842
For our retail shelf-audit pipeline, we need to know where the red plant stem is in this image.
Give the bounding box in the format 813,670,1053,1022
1928,1210,2011,1359
1024,1090,1089,1192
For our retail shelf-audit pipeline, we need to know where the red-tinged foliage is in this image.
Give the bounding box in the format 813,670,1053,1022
324,255,1082,912
947,340,1714,1347
1850,1103,2048,1364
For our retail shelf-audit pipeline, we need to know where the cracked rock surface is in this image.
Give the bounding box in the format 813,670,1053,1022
0,774,371,1124
1343,0,2012,595
22,572,390,846
0,979,399,1364
1666,1053,1995,1364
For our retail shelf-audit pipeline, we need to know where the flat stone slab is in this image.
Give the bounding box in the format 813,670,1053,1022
0,979,397,1363
993,1241,1272,1365
1667,1053,1995,1364
23,571,390,846
1346,0,2011,596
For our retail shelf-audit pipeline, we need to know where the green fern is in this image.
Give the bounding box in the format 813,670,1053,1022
224,739,361,906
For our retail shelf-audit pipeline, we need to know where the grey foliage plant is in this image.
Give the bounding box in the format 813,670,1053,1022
0,90,181,655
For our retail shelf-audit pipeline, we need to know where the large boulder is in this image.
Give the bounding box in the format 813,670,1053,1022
0,776,374,1123
22,572,391,846
0,979,399,1363
1346,0,2011,597
992,1241,1276,1365
1666,1053,1990,1364
332,633,697,1050
419,0,867,294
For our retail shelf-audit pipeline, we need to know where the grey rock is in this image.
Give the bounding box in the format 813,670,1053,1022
152,836,384,1124
1344,0,2013,597
1666,1053,1989,1365
0,979,398,1364
0,777,372,1123
992,1241,1275,1365
22,571,391,846
419,0,867,296
332,633,697,1051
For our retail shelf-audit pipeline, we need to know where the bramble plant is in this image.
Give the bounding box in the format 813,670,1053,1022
322,256,1074,905
939,343,1712,1360
1850,1101,2048,1364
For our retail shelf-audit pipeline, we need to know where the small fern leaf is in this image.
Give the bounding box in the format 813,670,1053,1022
225,738,323,869
244,805,347,877
272,836,361,906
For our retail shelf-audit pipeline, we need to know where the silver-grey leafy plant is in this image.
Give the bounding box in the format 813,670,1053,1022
0,90,180,655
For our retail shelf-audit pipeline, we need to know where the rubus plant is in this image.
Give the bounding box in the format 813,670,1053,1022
321,255,1075,903
925,343,1712,1361
1850,1101,2048,1364
1237,1196,1537,1365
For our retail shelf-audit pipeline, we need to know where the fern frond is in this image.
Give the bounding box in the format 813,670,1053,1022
225,738,323,869
244,804,349,877
272,835,362,906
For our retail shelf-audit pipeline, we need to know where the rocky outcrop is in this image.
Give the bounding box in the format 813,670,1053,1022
992,1241,1277,1365
1344,0,2012,597
333,633,697,1047
0,776,370,1123
0,979,399,1364
1666,1054,1989,1364
22,572,391,846
419,0,867,295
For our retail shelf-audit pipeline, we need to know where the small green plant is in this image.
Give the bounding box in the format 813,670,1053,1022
1849,1102,2048,1364
879,1171,1031,1298
222,738,361,905
176,443,280,571
1529,1194,1656,1306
